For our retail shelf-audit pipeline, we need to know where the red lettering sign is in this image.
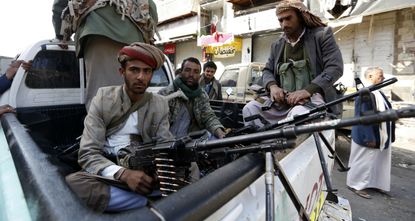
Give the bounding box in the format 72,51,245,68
164,43,176,54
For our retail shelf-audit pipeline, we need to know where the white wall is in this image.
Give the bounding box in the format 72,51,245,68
252,33,280,63
175,40,202,70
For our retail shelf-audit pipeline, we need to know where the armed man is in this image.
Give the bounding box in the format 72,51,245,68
65,42,173,212
242,0,343,127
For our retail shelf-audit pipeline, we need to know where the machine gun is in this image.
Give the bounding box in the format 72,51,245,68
246,77,397,132
119,106,415,221
240,78,398,200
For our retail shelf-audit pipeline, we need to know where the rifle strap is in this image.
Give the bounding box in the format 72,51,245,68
107,92,153,131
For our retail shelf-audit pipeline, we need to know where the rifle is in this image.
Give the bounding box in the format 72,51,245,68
252,77,397,132
241,78,397,175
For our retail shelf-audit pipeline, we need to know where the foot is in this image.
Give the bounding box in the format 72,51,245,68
373,188,389,195
348,186,371,199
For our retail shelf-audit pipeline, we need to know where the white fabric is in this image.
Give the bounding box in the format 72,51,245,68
283,28,306,47
347,88,392,192
346,140,392,192
242,93,325,127
101,165,123,178
104,112,139,155
101,112,139,177
373,90,388,151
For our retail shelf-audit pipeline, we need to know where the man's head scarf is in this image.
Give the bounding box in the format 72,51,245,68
276,0,326,28
118,42,165,70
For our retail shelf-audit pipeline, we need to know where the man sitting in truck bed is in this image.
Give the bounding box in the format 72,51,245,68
159,57,226,139
65,42,174,212
199,61,222,100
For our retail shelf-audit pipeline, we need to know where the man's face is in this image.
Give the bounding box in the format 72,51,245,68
180,61,201,87
120,60,153,95
203,67,216,81
277,9,302,36
368,70,385,85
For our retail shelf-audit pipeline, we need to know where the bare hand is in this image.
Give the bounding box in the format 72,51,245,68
286,90,311,106
269,85,285,104
58,39,68,49
21,60,33,71
366,141,376,148
214,128,226,139
5,60,24,80
119,169,154,195
0,105,16,116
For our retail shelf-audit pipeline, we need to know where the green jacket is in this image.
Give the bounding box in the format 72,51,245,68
158,84,224,135
79,85,173,175
52,0,158,56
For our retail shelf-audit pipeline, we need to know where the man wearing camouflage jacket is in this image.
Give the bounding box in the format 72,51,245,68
158,57,226,139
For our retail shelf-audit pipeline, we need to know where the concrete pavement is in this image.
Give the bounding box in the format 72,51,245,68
332,130,415,221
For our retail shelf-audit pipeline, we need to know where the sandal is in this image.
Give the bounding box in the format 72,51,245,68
373,188,389,195
348,186,371,199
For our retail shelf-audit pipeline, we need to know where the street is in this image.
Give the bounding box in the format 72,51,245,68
333,120,415,221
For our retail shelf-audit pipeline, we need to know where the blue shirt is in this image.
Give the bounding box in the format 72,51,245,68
0,74,12,94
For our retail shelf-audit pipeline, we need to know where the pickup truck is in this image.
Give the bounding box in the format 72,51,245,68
0,40,352,221
219,62,265,103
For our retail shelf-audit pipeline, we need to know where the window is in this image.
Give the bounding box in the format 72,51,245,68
150,66,170,87
249,66,264,86
25,50,80,88
220,68,239,87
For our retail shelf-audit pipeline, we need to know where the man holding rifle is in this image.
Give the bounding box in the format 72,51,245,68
65,42,173,212
242,0,343,127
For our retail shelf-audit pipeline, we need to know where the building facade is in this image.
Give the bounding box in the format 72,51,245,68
155,0,415,102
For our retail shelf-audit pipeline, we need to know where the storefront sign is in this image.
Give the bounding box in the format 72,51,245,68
205,37,242,58
212,45,237,58
164,43,176,54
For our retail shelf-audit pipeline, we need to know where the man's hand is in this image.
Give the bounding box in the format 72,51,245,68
56,38,69,49
214,128,226,139
5,60,33,80
286,89,311,106
0,105,16,116
269,85,286,104
119,169,154,195
5,60,24,80
21,60,32,71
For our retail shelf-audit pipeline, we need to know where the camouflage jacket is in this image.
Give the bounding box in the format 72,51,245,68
158,84,224,135
79,85,173,175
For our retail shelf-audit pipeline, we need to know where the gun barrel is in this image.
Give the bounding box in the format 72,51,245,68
193,106,415,151
322,77,397,110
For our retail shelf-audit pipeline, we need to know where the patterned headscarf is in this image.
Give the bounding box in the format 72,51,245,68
118,42,165,70
276,0,326,28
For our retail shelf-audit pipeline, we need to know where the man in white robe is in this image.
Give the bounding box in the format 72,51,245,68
347,67,395,199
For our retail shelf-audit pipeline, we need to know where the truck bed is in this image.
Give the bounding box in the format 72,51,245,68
1,107,265,221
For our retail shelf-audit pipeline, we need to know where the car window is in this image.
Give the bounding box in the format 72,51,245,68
150,65,170,87
25,50,80,88
249,66,263,86
220,68,239,87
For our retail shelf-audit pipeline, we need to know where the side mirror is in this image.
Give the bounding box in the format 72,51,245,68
226,87,233,97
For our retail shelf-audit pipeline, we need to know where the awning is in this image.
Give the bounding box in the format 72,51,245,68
328,0,415,28
155,35,196,45
227,0,257,6
350,0,415,17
